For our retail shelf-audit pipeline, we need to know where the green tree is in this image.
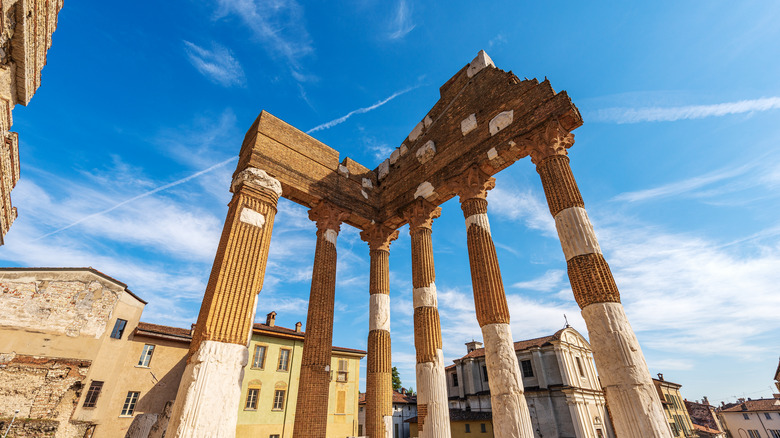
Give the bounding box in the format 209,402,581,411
392,366,403,391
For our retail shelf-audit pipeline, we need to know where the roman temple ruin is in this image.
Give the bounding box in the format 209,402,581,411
166,51,672,438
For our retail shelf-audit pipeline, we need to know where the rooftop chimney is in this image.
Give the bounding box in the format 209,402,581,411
657,373,664,381
465,340,483,353
295,321,302,333
266,311,277,327
703,396,709,405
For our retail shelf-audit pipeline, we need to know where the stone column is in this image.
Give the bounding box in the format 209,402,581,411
292,201,349,438
403,199,451,438
166,168,282,438
360,224,399,438
530,120,672,438
453,166,535,438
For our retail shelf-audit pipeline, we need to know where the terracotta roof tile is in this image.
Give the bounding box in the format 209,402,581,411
136,322,192,340
454,329,565,362
253,322,365,355
359,390,416,405
721,398,780,412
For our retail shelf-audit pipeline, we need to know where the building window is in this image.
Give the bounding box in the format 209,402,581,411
394,423,399,438
748,431,761,438
272,390,286,410
669,422,679,437
768,430,780,438
111,319,128,339
482,365,488,382
270,435,280,438
358,426,363,436
252,345,267,369
481,423,487,433
744,413,751,420
83,381,104,408
453,373,459,387
465,423,471,433
766,413,773,420
520,360,534,377
336,390,346,414
137,344,155,367
337,359,348,382
245,388,259,410
575,356,586,377
120,391,140,416
277,349,290,371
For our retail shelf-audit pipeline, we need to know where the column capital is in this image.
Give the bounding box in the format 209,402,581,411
231,167,283,198
527,119,575,166
402,199,441,231
360,223,400,252
450,166,496,202
308,200,350,234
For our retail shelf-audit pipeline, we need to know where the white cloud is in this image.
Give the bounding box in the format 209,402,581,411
306,86,417,134
593,96,780,124
183,41,245,87
512,270,565,291
215,0,313,80
388,0,415,40
613,163,753,202
487,186,556,236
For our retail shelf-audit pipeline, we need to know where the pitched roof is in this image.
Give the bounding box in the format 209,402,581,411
136,322,192,342
721,398,780,413
774,357,780,381
252,322,366,355
693,424,724,435
453,329,566,362
359,390,416,405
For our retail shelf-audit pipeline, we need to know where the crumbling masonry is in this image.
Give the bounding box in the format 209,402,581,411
167,51,673,438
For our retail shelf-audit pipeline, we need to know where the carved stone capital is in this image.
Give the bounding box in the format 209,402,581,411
450,166,496,202
527,119,575,165
231,167,283,197
402,199,442,231
308,200,349,233
360,224,400,252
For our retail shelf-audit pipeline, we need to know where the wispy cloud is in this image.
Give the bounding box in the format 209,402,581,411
487,186,556,236
183,41,245,87
306,87,417,134
594,96,780,123
488,34,507,49
388,0,415,40
215,0,313,80
512,270,565,291
613,163,754,202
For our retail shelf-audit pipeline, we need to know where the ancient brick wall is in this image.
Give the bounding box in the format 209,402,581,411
0,352,91,437
0,275,123,338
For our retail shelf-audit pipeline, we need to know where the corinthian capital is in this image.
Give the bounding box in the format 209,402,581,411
402,199,442,231
308,200,350,233
360,223,400,252
527,119,575,165
449,166,496,202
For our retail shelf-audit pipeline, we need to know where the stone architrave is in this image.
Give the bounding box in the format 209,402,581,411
292,201,350,438
451,166,535,438
402,200,451,438
360,224,400,438
530,120,672,438
166,168,282,438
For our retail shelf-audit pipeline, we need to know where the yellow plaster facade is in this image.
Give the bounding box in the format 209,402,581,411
653,375,696,437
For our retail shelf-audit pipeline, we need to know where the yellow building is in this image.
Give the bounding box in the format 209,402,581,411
653,374,697,437
237,312,365,438
409,410,493,438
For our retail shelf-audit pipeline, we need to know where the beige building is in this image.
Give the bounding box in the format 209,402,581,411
719,397,780,438
0,0,63,244
358,389,418,438
653,374,697,437
0,267,366,437
411,326,614,438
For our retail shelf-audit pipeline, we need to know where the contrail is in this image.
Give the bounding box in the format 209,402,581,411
306,86,418,134
594,96,780,124
34,157,238,241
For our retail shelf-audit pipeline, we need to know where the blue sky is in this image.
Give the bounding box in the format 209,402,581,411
3,0,780,405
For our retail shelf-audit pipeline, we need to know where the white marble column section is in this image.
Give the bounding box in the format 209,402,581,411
166,341,249,437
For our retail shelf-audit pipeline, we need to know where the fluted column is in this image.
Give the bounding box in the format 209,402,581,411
530,120,672,438
293,201,349,438
167,168,282,438
452,166,535,438
360,224,399,438
403,199,450,438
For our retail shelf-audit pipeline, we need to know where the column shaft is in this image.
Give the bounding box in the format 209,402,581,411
536,153,671,438
167,168,281,438
460,195,534,438
360,223,398,438
405,201,450,438
293,203,346,438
